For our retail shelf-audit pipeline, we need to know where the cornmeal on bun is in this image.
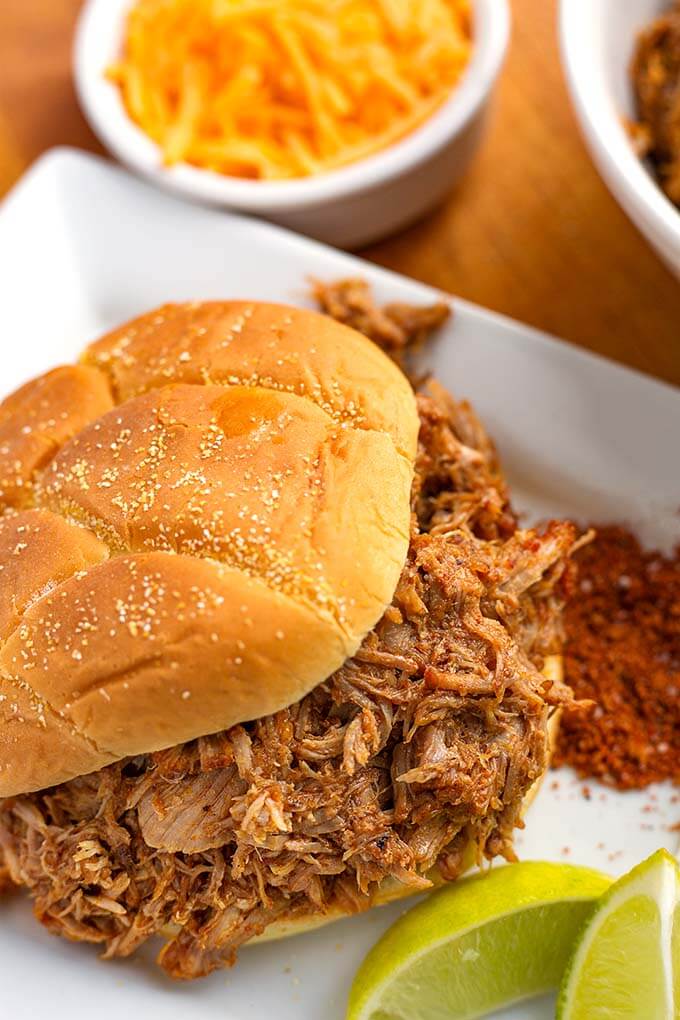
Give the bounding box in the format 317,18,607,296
0,301,575,979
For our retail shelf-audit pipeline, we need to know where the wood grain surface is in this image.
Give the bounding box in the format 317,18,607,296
0,0,678,384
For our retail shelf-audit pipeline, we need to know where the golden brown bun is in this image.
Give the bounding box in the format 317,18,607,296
0,366,114,509
83,301,417,459
0,302,419,796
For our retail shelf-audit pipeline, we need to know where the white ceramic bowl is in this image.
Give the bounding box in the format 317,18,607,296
73,0,509,249
560,0,680,278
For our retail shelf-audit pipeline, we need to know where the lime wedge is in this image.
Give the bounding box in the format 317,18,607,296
674,895,680,1017
557,849,680,1020
346,862,610,1020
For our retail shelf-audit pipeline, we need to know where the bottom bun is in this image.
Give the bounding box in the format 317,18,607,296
162,655,563,948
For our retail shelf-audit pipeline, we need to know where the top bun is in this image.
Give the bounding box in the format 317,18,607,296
0,302,419,796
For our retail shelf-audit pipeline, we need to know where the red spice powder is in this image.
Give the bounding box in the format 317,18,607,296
553,526,680,789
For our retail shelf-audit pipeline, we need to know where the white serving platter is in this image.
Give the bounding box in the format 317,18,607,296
0,149,678,1020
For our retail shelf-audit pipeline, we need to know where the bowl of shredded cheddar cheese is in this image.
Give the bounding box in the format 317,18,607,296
74,0,509,247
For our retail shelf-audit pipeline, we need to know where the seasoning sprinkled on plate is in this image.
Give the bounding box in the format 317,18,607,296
555,525,680,790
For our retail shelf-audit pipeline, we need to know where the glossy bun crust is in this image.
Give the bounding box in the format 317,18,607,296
0,302,419,796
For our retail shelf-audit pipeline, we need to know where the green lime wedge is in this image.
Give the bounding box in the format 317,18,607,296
557,849,680,1020
673,895,680,1017
346,862,610,1020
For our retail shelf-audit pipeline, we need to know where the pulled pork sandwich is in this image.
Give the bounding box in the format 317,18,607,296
0,301,575,979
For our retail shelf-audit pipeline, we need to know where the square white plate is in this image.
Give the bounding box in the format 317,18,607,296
1,149,679,1020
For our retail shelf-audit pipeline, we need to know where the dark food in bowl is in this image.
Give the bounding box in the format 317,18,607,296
631,1,680,205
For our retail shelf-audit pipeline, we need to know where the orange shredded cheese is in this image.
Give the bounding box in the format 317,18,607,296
109,0,472,179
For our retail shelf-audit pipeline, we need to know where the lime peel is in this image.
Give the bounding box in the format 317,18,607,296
347,861,610,1020
557,848,680,1020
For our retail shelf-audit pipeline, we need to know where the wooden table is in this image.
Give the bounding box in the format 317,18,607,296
1,0,679,384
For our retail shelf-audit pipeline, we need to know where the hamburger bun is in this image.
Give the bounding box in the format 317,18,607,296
0,302,419,796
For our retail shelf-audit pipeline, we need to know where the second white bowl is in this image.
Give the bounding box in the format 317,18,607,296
560,0,680,278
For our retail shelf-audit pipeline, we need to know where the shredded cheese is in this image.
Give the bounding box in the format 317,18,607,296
109,0,472,179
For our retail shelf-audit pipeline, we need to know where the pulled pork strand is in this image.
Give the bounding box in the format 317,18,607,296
0,294,576,980
311,277,451,367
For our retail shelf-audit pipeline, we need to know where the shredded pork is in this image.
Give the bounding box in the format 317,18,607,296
0,290,576,980
312,277,451,364
631,1,680,205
